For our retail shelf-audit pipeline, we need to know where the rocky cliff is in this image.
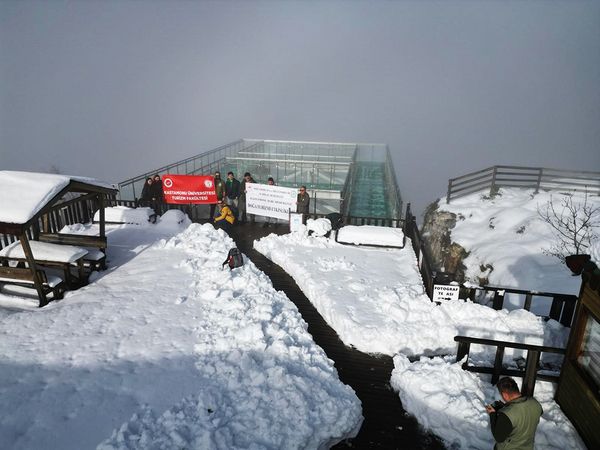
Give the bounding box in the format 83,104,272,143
421,200,469,283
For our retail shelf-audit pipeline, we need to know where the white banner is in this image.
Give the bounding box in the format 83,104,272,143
246,183,297,220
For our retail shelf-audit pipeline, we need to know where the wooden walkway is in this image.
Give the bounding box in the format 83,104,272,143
229,223,445,449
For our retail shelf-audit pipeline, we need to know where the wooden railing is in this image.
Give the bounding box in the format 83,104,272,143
403,203,436,298
454,335,565,396
462,285,578,327
447,165,600,203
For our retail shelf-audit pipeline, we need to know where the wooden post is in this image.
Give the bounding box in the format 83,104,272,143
99,194,106,239
535,168,542,194
491,166,498,196
548,296,563,322
456,341,470,366
492,346,506,385
559,298,577,327
18,234,47,307
522,350,541,396
492,290,505,310
447,179,452,204
523,293,532,311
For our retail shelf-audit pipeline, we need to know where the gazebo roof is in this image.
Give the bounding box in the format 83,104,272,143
0,171,116,229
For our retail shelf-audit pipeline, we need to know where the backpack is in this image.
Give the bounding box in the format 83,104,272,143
326,212,344,231
222,247,244,270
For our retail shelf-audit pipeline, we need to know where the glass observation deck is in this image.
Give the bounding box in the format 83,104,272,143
118,139,403,219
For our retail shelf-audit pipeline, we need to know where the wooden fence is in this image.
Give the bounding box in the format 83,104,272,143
447,165,600,203
455,335,566,396
462,285,578,327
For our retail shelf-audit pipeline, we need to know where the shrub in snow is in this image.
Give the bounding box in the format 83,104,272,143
307,218,332,237
537,190,600,262
155,209,191,230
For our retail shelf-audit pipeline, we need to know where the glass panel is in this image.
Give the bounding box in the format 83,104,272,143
578,312,600,388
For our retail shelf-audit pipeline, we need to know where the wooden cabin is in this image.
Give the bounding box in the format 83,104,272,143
0,171,117,306
556,262,600,448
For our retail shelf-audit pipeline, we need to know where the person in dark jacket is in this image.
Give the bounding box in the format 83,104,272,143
296,185,310,224
263,177,277,228
150,174,163,202
140,177,153,206
225,171,241,218
239,172,256,224
209,171,227,219
486,377,543,450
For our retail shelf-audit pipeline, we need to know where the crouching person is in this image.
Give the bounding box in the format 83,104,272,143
213,200,235,233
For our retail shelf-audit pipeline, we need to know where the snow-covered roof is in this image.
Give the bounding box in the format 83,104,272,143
0,171,115,225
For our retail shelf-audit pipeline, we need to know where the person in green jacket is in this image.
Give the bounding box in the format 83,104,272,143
209,171,227,219
486,377,543,450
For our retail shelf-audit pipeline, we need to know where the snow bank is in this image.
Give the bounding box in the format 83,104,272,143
254,232,568,357
0,222,361,449
95,206,155,224
438,188,600,299
337,225,404,247
390,355,586,450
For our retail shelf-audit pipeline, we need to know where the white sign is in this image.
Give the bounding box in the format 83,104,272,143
289,213,303,232
432,284,460,302
246,183,297,220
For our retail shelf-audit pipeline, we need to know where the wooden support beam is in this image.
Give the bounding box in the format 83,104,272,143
492,346,505,385
18,234,47,307
522,350,541,397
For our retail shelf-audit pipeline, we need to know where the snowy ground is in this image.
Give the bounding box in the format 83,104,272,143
438,188,600,304
254,231,569,359
0,212,362,449
254,226,585,449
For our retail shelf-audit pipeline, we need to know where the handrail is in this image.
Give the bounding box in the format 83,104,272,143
454,335,565,396
447,165,600,203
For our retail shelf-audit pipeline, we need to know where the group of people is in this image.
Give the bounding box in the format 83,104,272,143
211,170,310,233
140,174,163,205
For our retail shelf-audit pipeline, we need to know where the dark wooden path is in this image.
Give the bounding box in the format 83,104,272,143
229,223,446,449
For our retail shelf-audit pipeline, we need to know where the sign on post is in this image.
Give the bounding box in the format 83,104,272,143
432,284,460,302
246,183,297,220
289,213,303,232
162,175,217,204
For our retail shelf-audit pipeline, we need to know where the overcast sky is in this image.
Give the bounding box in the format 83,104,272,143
1,0,599,216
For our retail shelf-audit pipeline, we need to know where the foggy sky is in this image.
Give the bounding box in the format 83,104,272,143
1,0,599,217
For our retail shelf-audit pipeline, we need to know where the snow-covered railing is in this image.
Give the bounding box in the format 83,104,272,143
454,335,565,396
447,165,600,203
463,285,578,327
403,203,436,298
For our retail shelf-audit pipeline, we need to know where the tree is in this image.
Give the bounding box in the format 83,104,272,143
537,190,600,262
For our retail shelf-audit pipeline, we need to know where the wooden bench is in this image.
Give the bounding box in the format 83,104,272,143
0,266,66,302
38,233,107,271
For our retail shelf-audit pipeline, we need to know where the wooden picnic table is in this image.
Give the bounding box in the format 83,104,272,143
0,240,88,288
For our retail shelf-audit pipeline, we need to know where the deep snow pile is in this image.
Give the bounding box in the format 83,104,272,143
0,214,361,449
438,188,600,299
254,229,568,358
390,355,586,450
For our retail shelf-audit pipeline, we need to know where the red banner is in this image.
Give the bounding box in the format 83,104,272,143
162,175,217,204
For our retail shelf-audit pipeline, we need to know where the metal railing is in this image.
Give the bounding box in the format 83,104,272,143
447,165,600,203
454,335,565,396
117,139,248,200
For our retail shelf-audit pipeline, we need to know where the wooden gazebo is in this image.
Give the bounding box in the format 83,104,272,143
0,171,117,306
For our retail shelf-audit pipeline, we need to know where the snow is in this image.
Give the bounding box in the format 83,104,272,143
254,231,569,358
437,188,600,298
390,355,586,450
95,206,155,224
306,217,332,237
254,197,588,449
336,225,405,247
0,170,114,225
0,220,361,449
0,239,88,263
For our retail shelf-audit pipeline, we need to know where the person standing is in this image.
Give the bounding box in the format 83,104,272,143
150,174,163,202
296,185,310,224
209,171,226,219
486,377,543,450
225,171,241,217
140,177,153,207
263,177,277,228
239,172,256,224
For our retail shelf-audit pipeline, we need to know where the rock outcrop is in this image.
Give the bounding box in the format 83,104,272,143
421,201,469,283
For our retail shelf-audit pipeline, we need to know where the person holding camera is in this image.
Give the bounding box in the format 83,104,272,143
486,377,543,450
